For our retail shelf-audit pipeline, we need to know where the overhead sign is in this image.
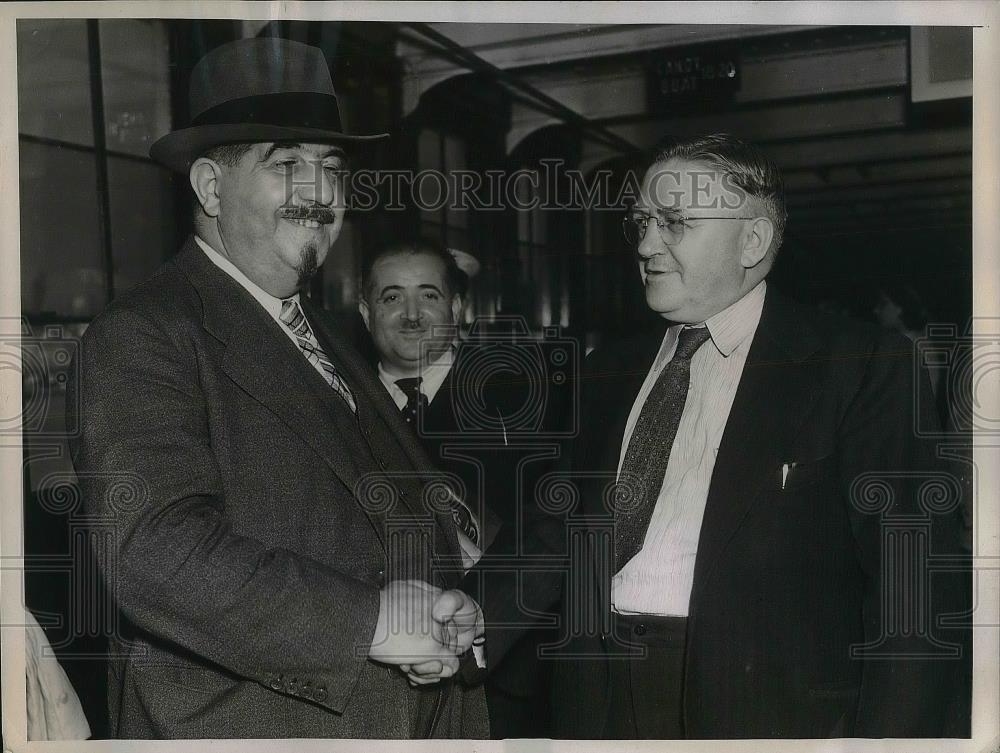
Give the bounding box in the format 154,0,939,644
645,42,741,112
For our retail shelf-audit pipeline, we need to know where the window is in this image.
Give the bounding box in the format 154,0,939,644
18,19,176,322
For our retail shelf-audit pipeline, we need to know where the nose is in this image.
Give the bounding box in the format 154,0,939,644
295,160,338,207
402,297,421,323
636,220,664,260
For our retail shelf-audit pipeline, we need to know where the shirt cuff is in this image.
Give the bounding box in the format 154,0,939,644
472,643,487,669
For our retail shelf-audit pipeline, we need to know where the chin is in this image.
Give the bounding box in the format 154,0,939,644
644,287,683,315
390,342,423,363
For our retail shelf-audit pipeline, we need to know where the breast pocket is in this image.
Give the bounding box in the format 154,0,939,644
779,454,837,492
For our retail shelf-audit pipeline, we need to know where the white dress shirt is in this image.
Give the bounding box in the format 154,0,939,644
195,236,292,335
612,281,767,617
376,345,455,409
196,237,337,387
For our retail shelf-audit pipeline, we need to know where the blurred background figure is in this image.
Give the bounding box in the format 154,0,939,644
25,609,91,740
873,281,950,423
873,281,932,344
871,279,972,548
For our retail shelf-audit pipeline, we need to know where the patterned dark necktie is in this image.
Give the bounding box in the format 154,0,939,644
279,298,357,413
395,377,428,425
614,325,712,571
394,377,478,545
446,490,480,547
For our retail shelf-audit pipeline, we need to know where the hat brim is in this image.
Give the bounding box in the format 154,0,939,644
149,124,389,174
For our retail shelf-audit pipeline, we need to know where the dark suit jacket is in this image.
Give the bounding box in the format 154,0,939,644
67,238,488,739
409,344,561,539
402,343,570,702
483,288,970,738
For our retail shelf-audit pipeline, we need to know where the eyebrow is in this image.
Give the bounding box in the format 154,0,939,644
260,143,348,163
630,206,683,216
378,283,445,296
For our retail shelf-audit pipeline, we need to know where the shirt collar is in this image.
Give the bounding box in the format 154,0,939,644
703,280,767,357
195,235,296,318
378,342,457,404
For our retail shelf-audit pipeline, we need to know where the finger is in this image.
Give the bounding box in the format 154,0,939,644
445,620,460,652
405,660,455,685
408,673,443,686
408,660,444,676
431,590,466,623
403,579,440,595
439,655,460,675
431,619,458,655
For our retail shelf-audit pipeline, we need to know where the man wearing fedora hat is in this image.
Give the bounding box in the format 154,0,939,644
68,37,488,739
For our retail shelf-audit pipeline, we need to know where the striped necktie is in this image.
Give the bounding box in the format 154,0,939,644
279,298,357,413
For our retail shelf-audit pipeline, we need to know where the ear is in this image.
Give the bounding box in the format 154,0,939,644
190,157,223,218
450,294,463,325
740,216,775,270
358,298,371,332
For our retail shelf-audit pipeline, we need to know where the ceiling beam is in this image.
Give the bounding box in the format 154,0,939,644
791,195,972,220
786,177,971,206
781,148,971,176
763,126,972,170
789,161,968,194
398,22,639,155
792,217,972,239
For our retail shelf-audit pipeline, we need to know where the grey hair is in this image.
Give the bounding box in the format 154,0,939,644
652,133,787,256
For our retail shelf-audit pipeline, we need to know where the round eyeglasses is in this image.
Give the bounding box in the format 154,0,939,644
622,212,755,246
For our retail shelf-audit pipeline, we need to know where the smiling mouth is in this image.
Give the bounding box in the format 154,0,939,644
279,205,336,227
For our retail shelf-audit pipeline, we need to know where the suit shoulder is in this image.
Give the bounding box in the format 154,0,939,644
585,326,666,373
778,294,909,358
82,258,199,345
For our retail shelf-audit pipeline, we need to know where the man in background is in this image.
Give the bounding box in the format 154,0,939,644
360,239,566,737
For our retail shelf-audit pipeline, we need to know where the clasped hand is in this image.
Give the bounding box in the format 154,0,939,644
368,579,483,685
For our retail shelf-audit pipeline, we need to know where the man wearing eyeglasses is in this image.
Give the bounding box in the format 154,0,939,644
534,133,970,738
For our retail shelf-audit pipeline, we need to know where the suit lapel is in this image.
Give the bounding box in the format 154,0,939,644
172,240,383,544
584,327,667,515
574,328,667,615
303,298,461,558
690,290,824,600
424,359,459,433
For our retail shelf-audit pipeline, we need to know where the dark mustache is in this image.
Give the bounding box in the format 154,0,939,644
279,205,337,223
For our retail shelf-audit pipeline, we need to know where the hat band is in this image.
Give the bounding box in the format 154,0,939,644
191,92,344,133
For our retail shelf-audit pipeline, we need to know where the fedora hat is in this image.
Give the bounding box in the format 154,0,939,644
150,37,388,173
